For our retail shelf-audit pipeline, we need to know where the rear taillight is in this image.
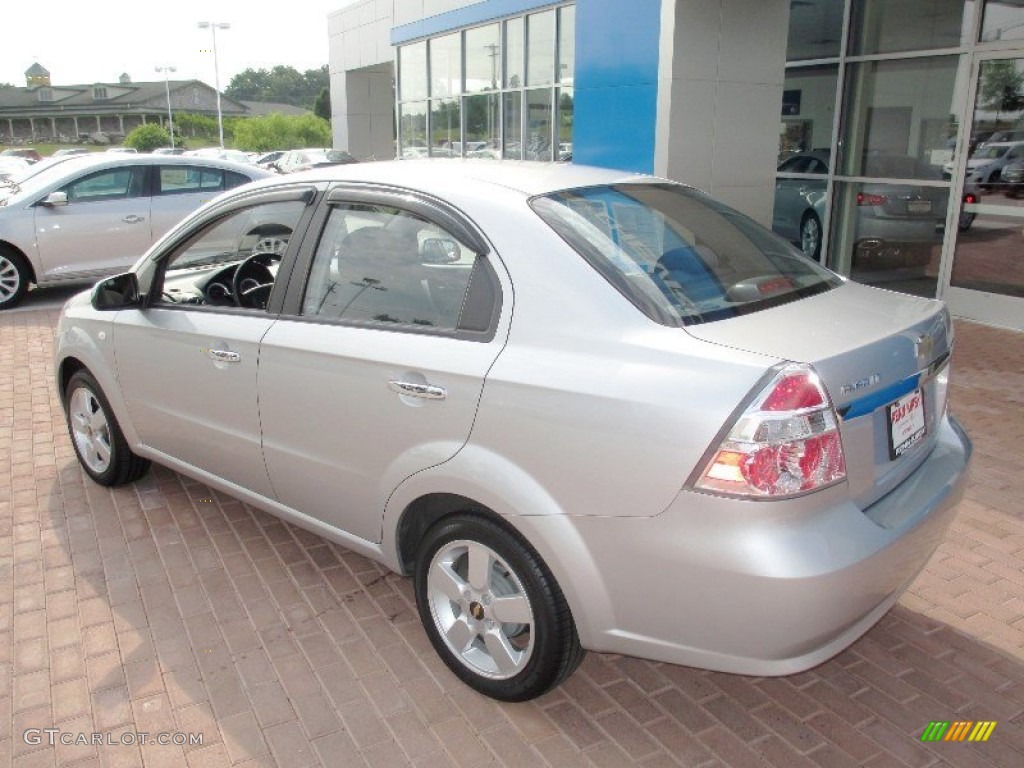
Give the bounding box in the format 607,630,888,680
963,192,978,205
696,364,846,498
857,192,888,206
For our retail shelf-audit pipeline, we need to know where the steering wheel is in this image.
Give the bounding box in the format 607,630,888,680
232,254,275,309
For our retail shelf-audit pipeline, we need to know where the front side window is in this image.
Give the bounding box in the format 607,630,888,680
61,167,145,203
156,200,306,309
302,204,484,332
532,184,841,326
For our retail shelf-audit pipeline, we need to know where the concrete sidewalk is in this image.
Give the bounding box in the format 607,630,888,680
1,309,1021,767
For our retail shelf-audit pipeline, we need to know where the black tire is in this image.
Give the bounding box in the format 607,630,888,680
414,514,583,701
65,370,150,486
799,212,823,262
0,245,31,310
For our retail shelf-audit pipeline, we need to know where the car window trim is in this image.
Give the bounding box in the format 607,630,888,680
281,184,500,342
141,185,320,315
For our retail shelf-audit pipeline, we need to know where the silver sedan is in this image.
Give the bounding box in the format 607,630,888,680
55,160,971,701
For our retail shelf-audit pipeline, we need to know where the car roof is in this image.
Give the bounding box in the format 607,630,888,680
259,159,655,198
27,152,268,176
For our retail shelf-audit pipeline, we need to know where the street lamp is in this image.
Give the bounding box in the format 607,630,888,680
197,21,231,147
155,65,177,149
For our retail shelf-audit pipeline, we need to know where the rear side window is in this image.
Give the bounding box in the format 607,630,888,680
157,166,248,195
531,183,841,326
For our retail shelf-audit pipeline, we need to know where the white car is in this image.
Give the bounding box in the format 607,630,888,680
55,160,970,701
0,154,271,309
943,140,1024,187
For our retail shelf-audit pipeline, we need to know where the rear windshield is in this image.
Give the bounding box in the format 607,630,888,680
531,183,841,326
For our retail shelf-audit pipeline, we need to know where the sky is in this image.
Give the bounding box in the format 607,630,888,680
2,0,354,89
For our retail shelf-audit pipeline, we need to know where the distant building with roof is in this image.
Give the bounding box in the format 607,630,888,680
0,63,250,142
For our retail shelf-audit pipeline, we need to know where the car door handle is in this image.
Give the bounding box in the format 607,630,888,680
388,380,447,400
207,348,241,363
122,215,145,224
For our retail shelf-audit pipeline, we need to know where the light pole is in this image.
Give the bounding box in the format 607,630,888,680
155,65,177,149
197,21,230,147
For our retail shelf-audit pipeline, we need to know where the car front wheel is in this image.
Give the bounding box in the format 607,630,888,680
0,246,30,310
414,514,583,701
65,370,150,486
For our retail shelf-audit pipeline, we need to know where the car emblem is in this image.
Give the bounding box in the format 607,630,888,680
915,333,935,367
839,373,881,395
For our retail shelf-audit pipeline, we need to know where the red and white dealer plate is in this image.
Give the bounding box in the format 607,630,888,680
888,388,926,460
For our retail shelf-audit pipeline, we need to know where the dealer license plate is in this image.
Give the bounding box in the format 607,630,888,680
907,200,932,214
888,388,926,460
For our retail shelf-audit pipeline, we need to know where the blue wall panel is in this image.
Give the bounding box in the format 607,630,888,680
573,0,660,174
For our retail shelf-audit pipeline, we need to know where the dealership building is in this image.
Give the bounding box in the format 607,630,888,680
329,0,1024,331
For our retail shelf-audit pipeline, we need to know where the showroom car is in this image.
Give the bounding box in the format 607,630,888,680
55,160,971,701
0,153,271,309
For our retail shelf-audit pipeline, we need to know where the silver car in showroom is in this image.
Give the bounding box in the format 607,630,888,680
55,160,971,701
0,153,271,309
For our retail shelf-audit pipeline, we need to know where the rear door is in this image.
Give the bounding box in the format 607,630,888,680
258,187,507,543
150,164,253,238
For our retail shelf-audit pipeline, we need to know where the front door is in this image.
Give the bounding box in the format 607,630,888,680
943,54,1024,331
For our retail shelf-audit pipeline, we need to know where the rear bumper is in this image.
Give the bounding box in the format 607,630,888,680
515,414,971,675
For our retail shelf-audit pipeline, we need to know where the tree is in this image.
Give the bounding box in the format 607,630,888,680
124,124,171,152
313,86,331,122
226,65,329,110
979,60,1024,126
232,113,331,152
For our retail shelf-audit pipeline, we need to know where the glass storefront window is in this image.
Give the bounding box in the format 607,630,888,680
558,88,574,160
849,0,971,55
466,24,501,93
525,88,554,160
429,98,461,155
504,91,523,159
838,57,960,179
786,0,844,60
829,180,946,296
464,93,500,157
558,6,575,85
778,64,839,163
527,10,556,86
430,32,462,98
399,42,427,102
506,18,525,88
399,101,428,158
981,1,1024,43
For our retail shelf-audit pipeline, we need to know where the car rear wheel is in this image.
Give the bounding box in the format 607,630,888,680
414,514,583,701
0,246,30,310
800,212,823,261
65,370,150,486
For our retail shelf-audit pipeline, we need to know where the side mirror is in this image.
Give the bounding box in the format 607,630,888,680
91,272,141,311
40,191,69,207
421,237,460,264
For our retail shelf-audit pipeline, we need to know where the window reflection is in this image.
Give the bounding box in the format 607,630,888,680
466,25,501,93
981,0,1024,42
526,89,553,160
527,10,556,86
399,102,428,158
430,33,461,98
850,0,971,55
778,65,839,164
399,42,427,101
559,6,575,85
558,89,574,161
504,92,523,159
506,18,525,88
429,99,461,156
464,93,500,158
839,57,960,179
786,0,844,60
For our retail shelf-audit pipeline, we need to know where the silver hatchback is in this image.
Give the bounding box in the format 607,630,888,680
55,161,971,701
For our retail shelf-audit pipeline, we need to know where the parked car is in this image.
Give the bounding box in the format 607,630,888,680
106,147,138,154
152,147,186,156
184,147,254,165
275,148,358,173
0,147,42,164
55,160,970,701
51,148,91,158
942,140,1024,188
254,150,287,171
0,154,271,309
774,150,948,267
0,157,31,183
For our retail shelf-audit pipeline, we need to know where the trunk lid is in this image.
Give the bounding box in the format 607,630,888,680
685,281,952,520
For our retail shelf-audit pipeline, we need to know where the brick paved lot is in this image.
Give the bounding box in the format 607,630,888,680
1,307,1022,768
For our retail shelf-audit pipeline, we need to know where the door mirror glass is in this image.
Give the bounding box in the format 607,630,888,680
41,191,68,207
91,272,140,310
